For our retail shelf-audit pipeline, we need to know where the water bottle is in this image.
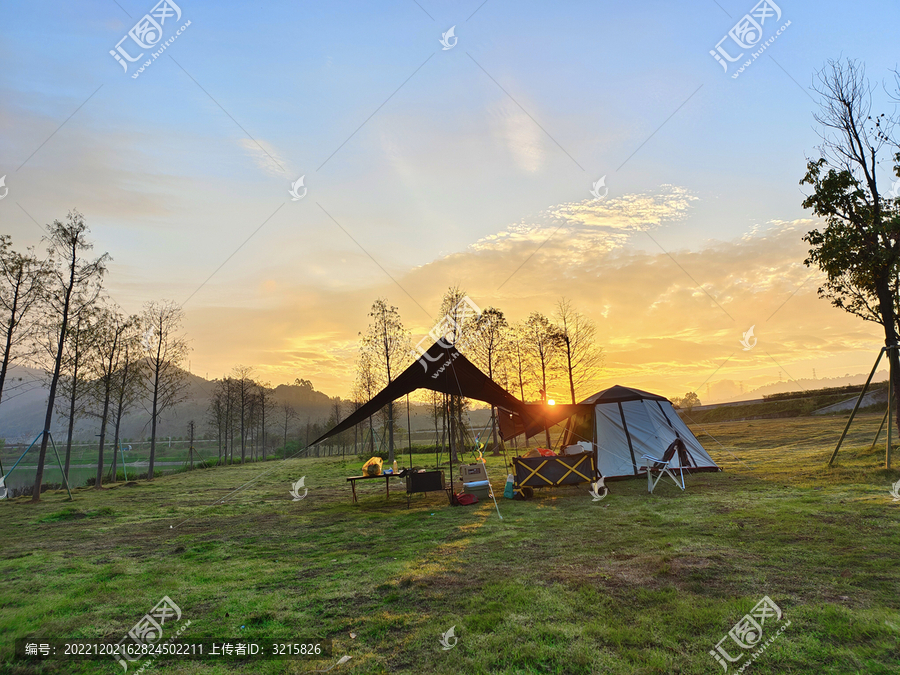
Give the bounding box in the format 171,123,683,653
504,474,515,499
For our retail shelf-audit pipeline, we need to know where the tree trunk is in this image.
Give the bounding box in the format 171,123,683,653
876,275,900,466
148,336,162,480
565,338,576,404
0,285,19,408
149,380,159,480
95,385,111,489
111,418,121,483
541,360,551,448
111,354,129,482
63,372,78,482
33,250,76,503
240,398,246,464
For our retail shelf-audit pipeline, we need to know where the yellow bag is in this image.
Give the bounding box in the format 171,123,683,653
362,457,384,477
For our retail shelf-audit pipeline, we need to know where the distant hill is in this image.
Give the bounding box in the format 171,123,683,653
705,370,891,404
684,381,890,423
0,365,336,443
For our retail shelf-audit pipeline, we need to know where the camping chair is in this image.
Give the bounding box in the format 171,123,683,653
640,439,688,494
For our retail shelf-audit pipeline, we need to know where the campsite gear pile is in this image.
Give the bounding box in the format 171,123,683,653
520,447,557,458
310,339,719,504
458,462,491,501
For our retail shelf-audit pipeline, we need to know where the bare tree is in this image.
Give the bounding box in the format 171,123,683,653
0,236,49,407
207,380,226,463
257,381,273,460
32,211,108,502
224,377,237,464
508,323,531,403
329,396,343,458
428,389,444,451
247,390,259,460
438,286,479,461
231,365,254,464
208,377,237,465
55,308,97,481
470,307,509,455
522,311,566,447
110,320,143,480
88,305,131,489
555,298,603,404
360,298,408,464
141,301,189,480
280,402,296,457
354,348,379,454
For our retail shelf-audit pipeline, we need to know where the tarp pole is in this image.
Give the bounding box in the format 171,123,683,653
406,393,413,470
870,406,889,449
447,394,455,503
2,431,43,483
48,433,74,501
888,354,894,470
829,347,885,465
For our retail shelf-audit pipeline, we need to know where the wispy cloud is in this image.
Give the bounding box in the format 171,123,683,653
471,185,697,263
238,138,293,177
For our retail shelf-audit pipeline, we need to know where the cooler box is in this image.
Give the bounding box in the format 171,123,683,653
459,463,487,483
462,479,491,501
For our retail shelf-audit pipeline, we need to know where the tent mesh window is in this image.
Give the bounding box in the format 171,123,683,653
563,412,593,445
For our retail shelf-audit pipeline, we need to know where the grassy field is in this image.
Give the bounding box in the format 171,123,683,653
2,413,900,674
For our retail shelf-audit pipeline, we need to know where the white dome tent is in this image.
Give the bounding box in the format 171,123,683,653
561,385,720,479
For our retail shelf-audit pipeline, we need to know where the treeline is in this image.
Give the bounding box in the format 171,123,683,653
1,212,190,502
206,372,337,463
349,286,604,462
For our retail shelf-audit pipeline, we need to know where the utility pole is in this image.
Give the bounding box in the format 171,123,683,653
188,420,195,470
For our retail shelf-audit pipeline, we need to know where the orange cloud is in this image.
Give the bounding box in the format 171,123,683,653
184,190,883,403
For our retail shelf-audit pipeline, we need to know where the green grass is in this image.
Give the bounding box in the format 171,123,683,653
2,413,900,673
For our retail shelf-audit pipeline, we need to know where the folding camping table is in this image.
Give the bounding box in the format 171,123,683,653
346,473,405,503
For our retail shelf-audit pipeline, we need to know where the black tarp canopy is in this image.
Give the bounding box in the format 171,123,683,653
309,341,534,447
497,403,592,439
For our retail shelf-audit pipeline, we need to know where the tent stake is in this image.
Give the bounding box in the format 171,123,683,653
829,347,886,466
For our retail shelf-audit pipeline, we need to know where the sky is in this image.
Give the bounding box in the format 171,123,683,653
2,0,900,403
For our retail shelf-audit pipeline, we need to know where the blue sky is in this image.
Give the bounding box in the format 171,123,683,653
2,0,899,399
